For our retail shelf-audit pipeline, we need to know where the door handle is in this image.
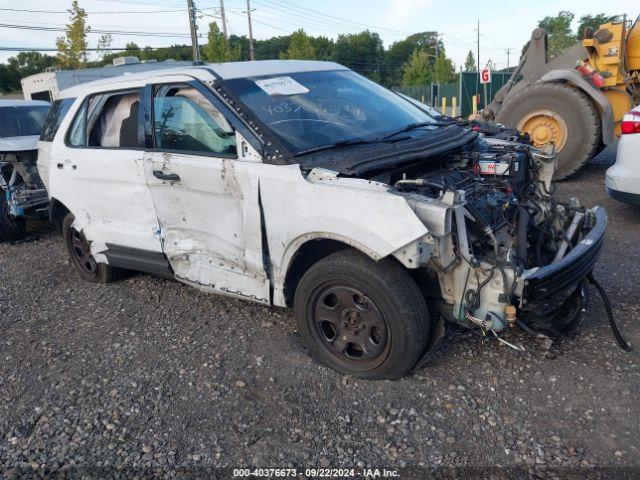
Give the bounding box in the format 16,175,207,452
153,170,180,182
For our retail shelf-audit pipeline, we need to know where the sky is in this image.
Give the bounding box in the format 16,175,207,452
0,0,636,70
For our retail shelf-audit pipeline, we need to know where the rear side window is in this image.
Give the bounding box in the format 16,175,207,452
40,98,74,142
67,89,142,148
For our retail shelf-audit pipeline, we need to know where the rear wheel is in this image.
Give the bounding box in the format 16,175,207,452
62,213,123,283
293,249,430,379
496,83,600,180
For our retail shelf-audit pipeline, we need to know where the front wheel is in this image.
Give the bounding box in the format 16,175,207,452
294,250,431,380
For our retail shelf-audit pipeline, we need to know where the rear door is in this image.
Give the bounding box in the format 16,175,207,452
51,87,162,253
143,81,270,303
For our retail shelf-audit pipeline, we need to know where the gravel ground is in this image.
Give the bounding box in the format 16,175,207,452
1,147,638,478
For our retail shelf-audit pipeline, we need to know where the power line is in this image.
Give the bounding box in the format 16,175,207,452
230,11,290,34
0,7,188,14
0,22,196,38
266,0,413,35
3,19,191,34
0,46,189,52
95,0,191,7
252,0,408,39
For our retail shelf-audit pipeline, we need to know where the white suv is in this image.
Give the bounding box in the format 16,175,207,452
39,61,607,379
606,105,640,206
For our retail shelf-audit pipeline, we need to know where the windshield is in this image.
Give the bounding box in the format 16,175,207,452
224,70,437,155
0,105,51,138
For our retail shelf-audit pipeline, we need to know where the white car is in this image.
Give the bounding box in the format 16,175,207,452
0,99,51,240
39,61,607,379
606,106,640,206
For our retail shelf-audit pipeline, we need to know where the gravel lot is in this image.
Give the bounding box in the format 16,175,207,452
1,147,638,478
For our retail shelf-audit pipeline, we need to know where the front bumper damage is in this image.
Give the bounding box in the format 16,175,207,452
516,207,606,335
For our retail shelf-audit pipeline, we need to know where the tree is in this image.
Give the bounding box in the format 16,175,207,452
310,36,334,61
332,31,384,82
577,14,620,39
537,11,576,58
96,34,113,61
203,21,240,62
402,49,431,86
56,0,90,69
464,50,476,71
384,32,439,86
0,52,56,92
435,54,455,83
280,29,316,60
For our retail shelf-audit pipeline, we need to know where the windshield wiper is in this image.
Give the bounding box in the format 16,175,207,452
380,121,436,140
293,133,411,156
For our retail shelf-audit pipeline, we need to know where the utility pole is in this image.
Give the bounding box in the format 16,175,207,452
219,0,227,38
246,0,255,61
505,47,511,69
186,0,201,64
433,32,441,82
476,19,480,98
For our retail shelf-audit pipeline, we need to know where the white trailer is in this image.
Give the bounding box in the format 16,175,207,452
21,58,192,101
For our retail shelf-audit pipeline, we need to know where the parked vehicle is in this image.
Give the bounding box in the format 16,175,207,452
40,61,608,379
21,57,192,102
606,106,640,206
0,99,51,241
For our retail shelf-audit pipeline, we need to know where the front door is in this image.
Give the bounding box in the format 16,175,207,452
143,81,270,303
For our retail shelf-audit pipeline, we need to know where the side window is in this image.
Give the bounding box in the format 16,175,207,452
41,98,75,142
153,85,236,155
67,89,142,148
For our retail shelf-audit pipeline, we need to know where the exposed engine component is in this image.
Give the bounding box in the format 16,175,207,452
381,139,600,338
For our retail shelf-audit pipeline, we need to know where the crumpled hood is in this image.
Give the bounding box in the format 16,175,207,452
297,125,478,176
0,135,39,153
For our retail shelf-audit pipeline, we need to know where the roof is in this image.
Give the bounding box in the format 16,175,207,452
0,99,50,107
57,60,348,98
209,60,347,79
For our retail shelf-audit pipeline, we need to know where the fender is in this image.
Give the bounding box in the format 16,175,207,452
540,69,615,145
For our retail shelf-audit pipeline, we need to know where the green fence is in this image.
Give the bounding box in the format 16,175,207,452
396,71,512,118
458,71,511,117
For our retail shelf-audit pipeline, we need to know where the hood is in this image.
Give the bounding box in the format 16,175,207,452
297,125,478,176
0,135,40,153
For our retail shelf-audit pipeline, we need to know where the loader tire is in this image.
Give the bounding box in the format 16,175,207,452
496,83,600,180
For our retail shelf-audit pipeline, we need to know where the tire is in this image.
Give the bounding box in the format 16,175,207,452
293,249,430,380
62,213,123,283
496,83,600,180
0,191,26,242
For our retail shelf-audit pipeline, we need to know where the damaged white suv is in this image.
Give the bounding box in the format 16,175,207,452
39,61,608,379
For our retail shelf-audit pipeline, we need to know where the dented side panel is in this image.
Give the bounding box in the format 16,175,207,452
143,151,270,303
255,164,429,306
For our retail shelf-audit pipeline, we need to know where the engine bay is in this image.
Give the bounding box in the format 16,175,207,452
375,138,600,337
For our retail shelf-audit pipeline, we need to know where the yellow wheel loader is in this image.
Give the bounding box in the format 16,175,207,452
484,16,640,179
